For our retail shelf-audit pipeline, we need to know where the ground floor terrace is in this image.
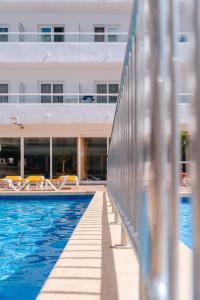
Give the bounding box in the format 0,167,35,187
0,136,110,181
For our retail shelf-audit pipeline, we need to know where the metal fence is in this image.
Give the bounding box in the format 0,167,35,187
107,0,193,298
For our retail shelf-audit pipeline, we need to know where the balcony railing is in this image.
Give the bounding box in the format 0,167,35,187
0,93,192,104
0,32,128,43
0,93,118,104
0,32,190,43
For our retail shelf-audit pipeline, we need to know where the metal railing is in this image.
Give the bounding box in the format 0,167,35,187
107,0,183,299
0,92,192,104
0,93,118,104
0,32,128,43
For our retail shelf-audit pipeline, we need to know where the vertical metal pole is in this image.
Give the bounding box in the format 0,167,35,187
147,0,169,298
193,0,200,298
77,136,81,181
168,0,179,298
20,137,24,178
50,137,53,179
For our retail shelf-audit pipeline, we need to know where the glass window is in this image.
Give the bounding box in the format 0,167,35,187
96,83,107,103
54,27,64,42
81,138,107,180
94,27,105,42
109,83,119,103
96,83,119,103
24,138,50,177
0,84,8,103
107,27,118,42
53,84,63,103
41,83,51,103
0,138,20,177
53,138,77,177
94,26,119,42
40,27,52,42
39,26,64,42
40,83,63,103
0,26,9,42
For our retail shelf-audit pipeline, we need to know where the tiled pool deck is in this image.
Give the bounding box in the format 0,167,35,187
0,185,192,299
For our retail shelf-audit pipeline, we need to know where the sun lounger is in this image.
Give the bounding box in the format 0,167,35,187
24,175,46,190
46,176,67,191
46,175,79,191
3,176,26,191
66,175,79,186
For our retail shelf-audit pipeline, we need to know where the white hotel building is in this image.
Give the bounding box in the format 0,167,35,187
0,0,191,181
0,0,132,181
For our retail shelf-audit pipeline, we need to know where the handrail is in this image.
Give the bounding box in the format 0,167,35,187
0,31,129,43
0,93,119,104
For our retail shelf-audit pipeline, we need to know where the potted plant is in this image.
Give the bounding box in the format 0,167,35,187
181,130,190,172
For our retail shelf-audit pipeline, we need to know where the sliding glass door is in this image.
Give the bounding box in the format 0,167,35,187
24,138,50,177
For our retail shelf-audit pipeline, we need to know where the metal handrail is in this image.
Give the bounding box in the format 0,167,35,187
0,31,129,43
0,93,119,104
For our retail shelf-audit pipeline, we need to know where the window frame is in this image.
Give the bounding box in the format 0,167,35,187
38,81,65,103
0,82,9,103
38,24,65,42
95,81,119,103
93,25,120,42
0,24,10,42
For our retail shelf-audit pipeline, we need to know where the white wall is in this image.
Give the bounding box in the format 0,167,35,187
0,12,130,33
0,103,116,125
0,64,122,93
0,43,127,64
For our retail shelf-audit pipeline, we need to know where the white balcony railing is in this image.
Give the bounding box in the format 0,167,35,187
0,32,190,43
0,32,128,43
0,93,192,104
0,93,119,104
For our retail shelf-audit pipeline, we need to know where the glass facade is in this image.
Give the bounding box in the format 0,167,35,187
0,138,20,177
52,138,77,177
24,138,50,177
81,138,107,180
0,137,108,180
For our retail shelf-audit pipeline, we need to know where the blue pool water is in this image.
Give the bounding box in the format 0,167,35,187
0,194,92,300
180,196,192,249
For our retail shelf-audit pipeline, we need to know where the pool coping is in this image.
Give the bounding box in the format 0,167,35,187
0,192,94,196
37,191,139,300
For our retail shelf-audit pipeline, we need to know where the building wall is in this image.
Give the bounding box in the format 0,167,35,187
0,65,122,93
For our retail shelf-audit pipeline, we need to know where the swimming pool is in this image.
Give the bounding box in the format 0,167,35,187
0,194,93,300
180,196,192,249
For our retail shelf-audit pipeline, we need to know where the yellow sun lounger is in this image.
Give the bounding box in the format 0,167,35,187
2,176,26,191
25,175,46,190
46,175,79,191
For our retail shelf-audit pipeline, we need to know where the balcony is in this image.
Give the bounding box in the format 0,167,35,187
0,32,128,64
0,93,117,125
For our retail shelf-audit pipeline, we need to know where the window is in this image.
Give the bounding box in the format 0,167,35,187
24,138,50,177
94,26,119,42
96,83,119,103
0,26,9,42
94,27,105,42
107,27,119,42
40,83,63,103
53,138,77,177
0,83,8,103
39,25,64,42
0,138,20,177
81,138,107,180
